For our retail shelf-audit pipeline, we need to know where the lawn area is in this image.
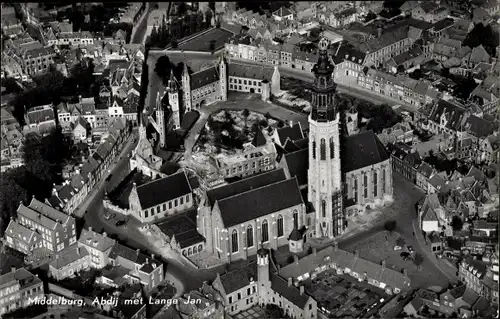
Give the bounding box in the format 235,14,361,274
178,28,233,52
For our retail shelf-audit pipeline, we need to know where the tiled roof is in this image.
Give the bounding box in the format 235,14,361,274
228,63,275,81
216,177,303,227
219,262,257,293
418,162,434,178
206,168,286,207
284,148,308,187
419,2,439,13
273,6,293,17
461,287,480,305
0,268,42,290
109,243,150,265
28,197,70,224
280,246,411,290
50,246,89,269
5,219,38,245
27,106,55,125
344,131,389,172
136,170,192,210
431,18,454,32
429,99,468,131
157,211,204,249
449,285,466,299
464,115,495,138
251,129,267,147
190,66,220,90
78,228,116,252
277,123,304,145
270,273,310,308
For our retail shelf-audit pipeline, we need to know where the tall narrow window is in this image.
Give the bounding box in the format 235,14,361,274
330,137,335,159
231,230,238,253
382,169,386,194
277,215,284,237
312,141,316,159
373,171,378,197
320,138,326,160
321,200,326,217
215,228,220,249
354,178,358,203
261,220,269,243
364,173,368,199
247,225,254,248
293,210,298,229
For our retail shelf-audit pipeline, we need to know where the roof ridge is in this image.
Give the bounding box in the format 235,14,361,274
210,168,285,191
216,176,297,204
137,170,185,189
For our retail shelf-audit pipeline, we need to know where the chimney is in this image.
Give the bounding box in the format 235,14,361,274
294,255,299,264
334,241,338,250
289,120,293,127
136,248,140,255
381,260,386,268
377,27,382,39
151,253,155,260
79,95,82,103
146,257,149,264
288,277,293,287
403,269,408,277
312,247,317,255
300,286,304,295
103,232,107,237
89,226,92,232
11,266,16,273
77,247,80,255
56,254,59,259
354,250,359,257
277,264,281,272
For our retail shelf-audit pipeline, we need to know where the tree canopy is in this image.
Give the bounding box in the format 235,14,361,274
463,23,500,57
154,55,174,85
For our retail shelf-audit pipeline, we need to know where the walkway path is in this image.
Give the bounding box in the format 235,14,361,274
412,219,459,283
130,2,151,44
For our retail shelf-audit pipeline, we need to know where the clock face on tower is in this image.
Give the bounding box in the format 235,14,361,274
318,38,329,51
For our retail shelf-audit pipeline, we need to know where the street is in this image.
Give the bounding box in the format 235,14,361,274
130,2,152,44
338,172,456,288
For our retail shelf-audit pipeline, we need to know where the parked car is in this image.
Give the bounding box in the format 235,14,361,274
393,245,402,251
116,220,126,227
407,245,414,253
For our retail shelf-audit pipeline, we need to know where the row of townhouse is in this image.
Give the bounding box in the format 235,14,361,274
4,197,77,255
47,118,131,215
0,267,44,316
2,37,57,78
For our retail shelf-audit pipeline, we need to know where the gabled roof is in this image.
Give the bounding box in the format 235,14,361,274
136,170,192,210
50,246,89,269
5,219,39,245
284,148,308,187
277,123,304,145
344,131,389,172
218,262,257,293
228,63,275,81
78,228,116,252
28,197,70,225
273,6,293,17
270,273,310,308
429,99,468,131
216,177,303,228
464,115,495,138
251,129,267,147
190,66,219,91
206,169,287,208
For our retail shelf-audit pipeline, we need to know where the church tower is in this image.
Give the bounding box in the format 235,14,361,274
168,70,181,129
257,247,271,304
307,38,344,239
219,55,228,102
181,64,192,112
155,90,166,148
138,111,147,142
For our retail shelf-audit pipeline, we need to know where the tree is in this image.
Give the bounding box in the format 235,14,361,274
451,216,464,231
265,304,290,319
463,23,500,56
155,56,173,85
364,11,377,23
22,133,53,183
453,77,478,101
409,68,423,80
242,108,250,131
384,220,397,232
413,252,424,271
0,174,28,236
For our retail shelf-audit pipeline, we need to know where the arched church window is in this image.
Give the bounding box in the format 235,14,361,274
261,220,269,243
277,215,284,237
330,137,335,159
312,141,316,159
322,200,326,218
231,230,238,253
247,225,254,248
320,139,326,160
373,171,378,197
